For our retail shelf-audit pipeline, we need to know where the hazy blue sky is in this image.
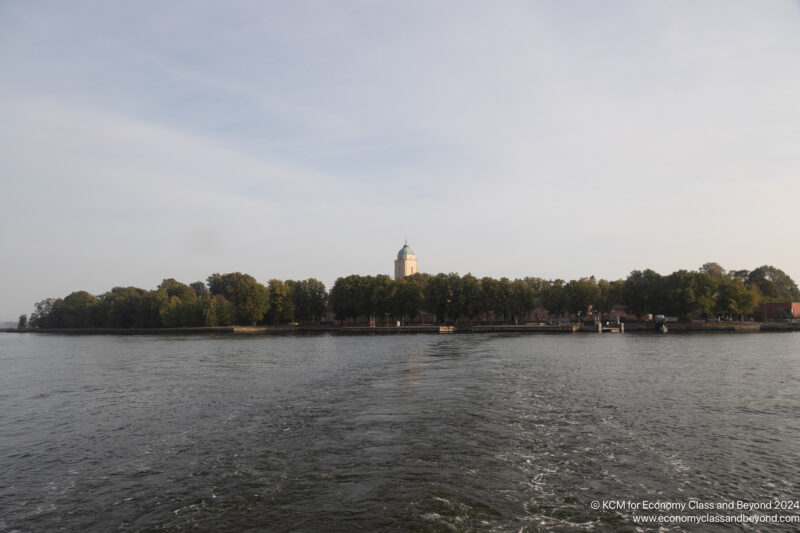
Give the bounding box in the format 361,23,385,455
2,1,799,321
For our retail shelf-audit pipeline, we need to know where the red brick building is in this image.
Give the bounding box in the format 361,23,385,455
758,302,800,320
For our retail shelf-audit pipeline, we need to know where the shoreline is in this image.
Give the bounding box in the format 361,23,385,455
2,322,798,335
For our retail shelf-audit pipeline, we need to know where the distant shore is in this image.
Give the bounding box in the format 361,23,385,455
3,321,799,335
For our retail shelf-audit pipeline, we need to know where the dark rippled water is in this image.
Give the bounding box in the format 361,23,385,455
1,332,799,532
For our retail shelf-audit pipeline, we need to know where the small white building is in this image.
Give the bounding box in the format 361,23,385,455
394,242,418,280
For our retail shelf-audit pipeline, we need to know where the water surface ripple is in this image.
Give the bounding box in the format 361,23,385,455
1,333,799,531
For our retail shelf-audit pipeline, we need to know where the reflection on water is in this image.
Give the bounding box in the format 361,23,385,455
1,332,799,531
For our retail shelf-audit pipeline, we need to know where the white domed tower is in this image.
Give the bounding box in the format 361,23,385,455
394,241,418,280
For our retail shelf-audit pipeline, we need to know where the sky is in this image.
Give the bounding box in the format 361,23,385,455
1,0,799,321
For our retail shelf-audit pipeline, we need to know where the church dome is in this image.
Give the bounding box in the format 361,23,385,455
397,243,415,258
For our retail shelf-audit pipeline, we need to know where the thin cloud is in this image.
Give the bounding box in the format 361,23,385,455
1,1,799,319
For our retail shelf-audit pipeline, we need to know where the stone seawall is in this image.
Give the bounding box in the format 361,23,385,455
2,322,797,335
617,321,764,333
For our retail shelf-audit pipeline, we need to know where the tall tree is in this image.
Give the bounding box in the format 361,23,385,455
565,277,600,317
524,277,548,307
692,272,718,318
715,278,760,320
509,279,535,324
747,265,800,302
424,273,458,323
597,279,624,315
101,287,164,328
728,269,750,282
459,274,482,322
266,279,295,324
699,262,727,278
29,298,61,328
203,294,236,326
190,281,209,297
330,275,365,321
61,291,105,328
157,279,203,327
158,279,196,301
478,277,499,322
368,275,396,322
623,269,663,318
393,277,424,324
207,273,269,325
541,280,567,318
303,278,328,322
663,270,696,318
494,278,513,322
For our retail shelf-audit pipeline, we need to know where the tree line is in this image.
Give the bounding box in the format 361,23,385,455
329,263,798,324
22,263,799,329
27,274,327,329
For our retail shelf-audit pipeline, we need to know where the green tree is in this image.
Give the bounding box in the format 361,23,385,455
663,270,696,318
541,280,567,319
159,296,204,327
368,275,396,322
424,273,459,323
478,277,499,322
203,294,236,326
699,262,727,278
494,278,513,322
597,279,624,315
60,291,104,328
159,296,185,327
158,279,197,301
623,269,663,318
509,278,535,324
565,277,600,318
747,265,800,302
524,277,548,306
715,278,759,320
266,279,295,324
100,287,164,328
728,269,750,282
156,279,203,327
393,276,424,324
17,314,27,329
29,298,60,329
190,281,209,297
330,275,366,321
287,280,305,322
207,273,269,325
203,296,221,326
459,274,482,322
692,272,718,318
305,278,328,322
288,278,328,322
